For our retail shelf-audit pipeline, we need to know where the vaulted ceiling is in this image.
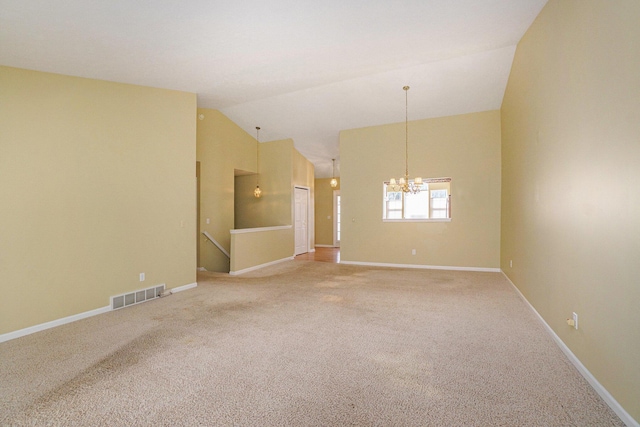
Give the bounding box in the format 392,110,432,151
0,0,547,177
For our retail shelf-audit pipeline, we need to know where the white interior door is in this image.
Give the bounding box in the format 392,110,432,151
333,190,341,247
294,187,309,255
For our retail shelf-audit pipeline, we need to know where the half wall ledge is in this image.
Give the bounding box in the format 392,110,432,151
229,225,294,274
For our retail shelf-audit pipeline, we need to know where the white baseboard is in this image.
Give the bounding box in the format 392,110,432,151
0,305,111,344
171,282,197,293
502,271,638,427
314,244,336,248
197,267,207,272
229,256,294,276
340,260,500,273
0,281,199,344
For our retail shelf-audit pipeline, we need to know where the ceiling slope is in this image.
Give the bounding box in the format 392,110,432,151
0,0,548,176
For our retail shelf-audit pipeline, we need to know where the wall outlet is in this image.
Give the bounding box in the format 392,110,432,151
139,273,145,282
572,312,578,330
411,249,416,255
509,260,513,268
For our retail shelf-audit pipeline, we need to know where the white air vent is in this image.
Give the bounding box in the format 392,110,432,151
111,284,165,310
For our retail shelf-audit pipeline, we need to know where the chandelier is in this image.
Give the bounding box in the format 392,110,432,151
388,86,422,194
330,158,338,188
254,126,262,198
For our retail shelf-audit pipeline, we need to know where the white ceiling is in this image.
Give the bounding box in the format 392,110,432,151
0,0,547,177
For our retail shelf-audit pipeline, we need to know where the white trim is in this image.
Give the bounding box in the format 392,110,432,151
382,218,451,223
229,256,294,276
0,281,198,344
0,305,111,344
309,248,316,253
315,244,336,248
333,189,341,247
340,260,500,272
502,271,638,427
230,225,292,234
171,282,197,293
202,231,230,258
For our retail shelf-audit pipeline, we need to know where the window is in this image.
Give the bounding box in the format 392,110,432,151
383,178,451,221
430,189,448,219
384,191,403,219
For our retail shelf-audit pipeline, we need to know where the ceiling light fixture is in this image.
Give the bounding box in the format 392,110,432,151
330,158,338,188
388,86,422,194
254,126,262,198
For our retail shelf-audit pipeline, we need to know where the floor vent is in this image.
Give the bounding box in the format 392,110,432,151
111,284,165,310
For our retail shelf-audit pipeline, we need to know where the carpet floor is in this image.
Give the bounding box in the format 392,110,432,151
0,261,625,426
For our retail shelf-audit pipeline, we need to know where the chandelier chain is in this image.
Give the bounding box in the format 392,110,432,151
405,85,409,180
388,85,422,194
330,158,338,188
256,127,260,185
254,126,262,198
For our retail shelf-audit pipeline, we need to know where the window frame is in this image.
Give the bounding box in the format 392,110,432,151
429,189,449,219
382,177,452,223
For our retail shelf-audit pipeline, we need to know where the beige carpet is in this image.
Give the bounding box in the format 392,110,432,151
0,261,625,426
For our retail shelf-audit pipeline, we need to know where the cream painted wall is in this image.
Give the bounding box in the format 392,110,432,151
230,227,294,273
236,143,315,241
260,140,294,227
0,66,196,335
293,148,313,187
340,110,501,268
196,109,256,272
501,0,640,421
204,126,314,270
260,139,293,228
234,173,258,228
234,139,293,229
315,178,340,246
